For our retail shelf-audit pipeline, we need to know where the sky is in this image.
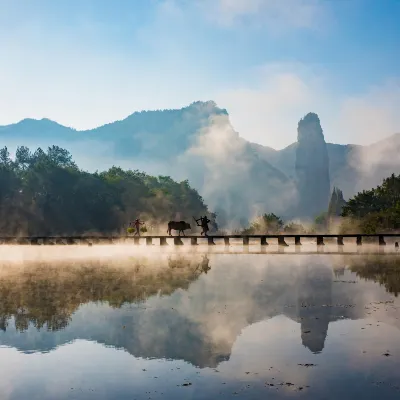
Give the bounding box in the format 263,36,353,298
1,0,400,149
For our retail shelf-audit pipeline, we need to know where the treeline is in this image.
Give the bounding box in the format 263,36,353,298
340,173,400,233
241,174,400,234
0,145,215,235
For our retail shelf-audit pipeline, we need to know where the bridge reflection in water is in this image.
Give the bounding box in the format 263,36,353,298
0,254,399,399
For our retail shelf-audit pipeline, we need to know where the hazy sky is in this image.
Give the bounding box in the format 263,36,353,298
1,0,400,149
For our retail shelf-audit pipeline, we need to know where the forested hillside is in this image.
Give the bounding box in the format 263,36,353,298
0,145,213,236
1,101,399,224
340,173,400,233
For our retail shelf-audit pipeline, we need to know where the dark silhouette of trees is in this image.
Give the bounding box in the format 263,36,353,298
341,173,400,233
328,187,346,217
0,145,215,235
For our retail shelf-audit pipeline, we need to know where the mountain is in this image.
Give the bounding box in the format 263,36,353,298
295,113,330,217
1,101,399,225
251,133,400,201
0,101,297,226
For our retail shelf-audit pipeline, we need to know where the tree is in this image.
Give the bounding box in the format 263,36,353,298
0,144,212,235
328,187,346,217
242,213,284,234
340,173,400,233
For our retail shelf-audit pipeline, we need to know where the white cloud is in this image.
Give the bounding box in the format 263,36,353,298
196,0,328,31
213,63,400,149
213,63,327,148
333,79,400,145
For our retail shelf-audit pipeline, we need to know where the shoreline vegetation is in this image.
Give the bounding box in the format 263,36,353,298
0,145,217,236
240,174,400,236
0,145,398,236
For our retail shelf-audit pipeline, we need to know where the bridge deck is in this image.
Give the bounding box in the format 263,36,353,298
0,234,399,240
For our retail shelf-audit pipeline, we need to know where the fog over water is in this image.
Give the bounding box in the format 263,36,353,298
0,247,399,399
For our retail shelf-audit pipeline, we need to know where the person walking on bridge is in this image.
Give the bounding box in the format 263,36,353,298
195,216,211,237
130,219,144,236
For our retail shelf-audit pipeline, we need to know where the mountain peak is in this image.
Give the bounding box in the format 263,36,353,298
187,100,228,115
297,112,324,142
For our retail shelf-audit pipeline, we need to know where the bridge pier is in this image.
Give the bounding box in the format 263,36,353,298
191,237,198,245
356,235,362,246
160,237,168,246
243,237,249,246
224,237,230,246
30,238,40,245
379,235,386,246
134,237,140,245
174,237,184,245
146,237,152,246
278,236,288,246
66,237,75,245
337,236,344,246
295,236,301,246
261,236,268,246
208,237,216,245
317,236,325,246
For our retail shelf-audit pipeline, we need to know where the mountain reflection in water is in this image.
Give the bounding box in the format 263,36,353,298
0,253,399,399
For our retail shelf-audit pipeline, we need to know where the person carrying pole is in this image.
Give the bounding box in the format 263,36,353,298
130,219,144,236
194,215,211,237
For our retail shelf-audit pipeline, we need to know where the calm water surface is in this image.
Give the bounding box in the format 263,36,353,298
0,251,399,399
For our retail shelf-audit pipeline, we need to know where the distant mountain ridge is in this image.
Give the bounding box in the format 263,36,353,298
1,101,399,225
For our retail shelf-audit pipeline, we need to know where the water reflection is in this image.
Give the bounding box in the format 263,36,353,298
0,253,399,399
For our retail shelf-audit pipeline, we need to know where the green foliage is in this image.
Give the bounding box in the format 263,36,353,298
242,213,284,234
314,212,328,227
283,222,306,234
340,173,400,233
0,145,211,235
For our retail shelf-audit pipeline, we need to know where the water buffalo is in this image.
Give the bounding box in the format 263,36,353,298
167,221,191,236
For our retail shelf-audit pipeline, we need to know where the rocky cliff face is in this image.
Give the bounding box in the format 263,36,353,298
295,113,331,218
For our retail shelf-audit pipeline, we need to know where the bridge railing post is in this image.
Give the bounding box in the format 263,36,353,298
174,237,184,245
278,236,288,246
207,237,215,245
